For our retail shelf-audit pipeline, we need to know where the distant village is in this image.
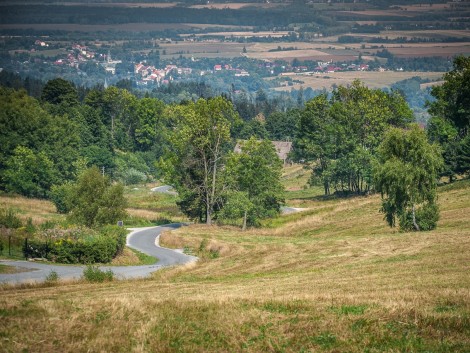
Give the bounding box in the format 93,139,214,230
24,39,394,89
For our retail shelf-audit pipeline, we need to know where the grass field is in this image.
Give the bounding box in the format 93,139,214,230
1,175,469,352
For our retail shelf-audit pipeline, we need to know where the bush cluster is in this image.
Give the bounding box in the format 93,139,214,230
23,226,126,264
83,265,114,282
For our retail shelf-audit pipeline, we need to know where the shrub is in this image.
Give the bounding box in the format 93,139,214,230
23,226,127,264
83,265,114,282
50,183,73,214
45,270,59,283
120,168,147,185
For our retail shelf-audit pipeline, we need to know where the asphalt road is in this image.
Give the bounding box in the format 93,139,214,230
0,224,197,285
150,185,177,195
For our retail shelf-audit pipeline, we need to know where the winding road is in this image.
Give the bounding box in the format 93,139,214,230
0,224,197,285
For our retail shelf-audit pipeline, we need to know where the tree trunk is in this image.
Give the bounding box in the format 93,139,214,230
412,204,420,231
242,210,247,231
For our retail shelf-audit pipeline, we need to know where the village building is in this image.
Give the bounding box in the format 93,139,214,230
234,140,293,165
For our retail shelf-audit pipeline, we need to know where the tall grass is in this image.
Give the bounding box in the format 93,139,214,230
1,182,469,352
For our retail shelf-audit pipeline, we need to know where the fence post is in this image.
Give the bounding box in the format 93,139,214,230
24,238,28,260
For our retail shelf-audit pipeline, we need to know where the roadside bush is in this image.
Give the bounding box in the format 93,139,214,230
83,265,114,282
23,226,127,264
45,270,59,283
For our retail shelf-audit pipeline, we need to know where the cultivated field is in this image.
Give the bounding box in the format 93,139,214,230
158,41,248,59
189,2,284,10
1,178,469,352
273,71,445,91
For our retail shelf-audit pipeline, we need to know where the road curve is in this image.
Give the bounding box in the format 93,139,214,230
0,224,197,285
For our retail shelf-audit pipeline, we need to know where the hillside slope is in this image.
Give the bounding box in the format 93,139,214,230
1,181,469,352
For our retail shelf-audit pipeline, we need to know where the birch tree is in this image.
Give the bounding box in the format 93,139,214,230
374,125,443,231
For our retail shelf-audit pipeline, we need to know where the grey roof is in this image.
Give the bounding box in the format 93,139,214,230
234,140,292,162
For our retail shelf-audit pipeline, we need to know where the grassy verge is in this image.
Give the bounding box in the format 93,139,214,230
0,181,469,352
111,247,157,266
124,185,188,226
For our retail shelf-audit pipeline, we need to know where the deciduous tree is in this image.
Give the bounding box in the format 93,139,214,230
374,125,443,231
223,138,284,228
161,97,240,224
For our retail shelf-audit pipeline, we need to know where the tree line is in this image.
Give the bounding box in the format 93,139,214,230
1,56,468,231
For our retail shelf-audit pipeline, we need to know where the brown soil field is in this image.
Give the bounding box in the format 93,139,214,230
245,42,358,61
247,49,333,60
396,3,452,11
190,31,291,38
190,2,284,9
159,41,248,59
420,81,445,89
388,45,470,58
273,71,444,91
339,10,417,17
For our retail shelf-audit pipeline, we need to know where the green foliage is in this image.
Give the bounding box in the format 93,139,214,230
64,167,128,227
223,138,284,228
50,183,74,214
161,97,240,224
399,202,440,232
115,151,150,185
374,125,443,231
295,81,413,196
23,226,126,264
134,97,165,151
0,208,23,229
3,146,56,199
330,304,368,315
45,270,59,283
83,265,114,282
120,168,147,185
41,78,78,106
428,56,470,179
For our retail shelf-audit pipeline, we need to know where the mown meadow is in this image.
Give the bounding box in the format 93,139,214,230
1,177,469,352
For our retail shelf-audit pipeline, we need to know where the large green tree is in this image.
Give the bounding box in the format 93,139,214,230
3,146,56,199
223,138,284,229
41,78,78,107
294,81,414,195
427,55,470,180
374,125,443,231
55,167,127,227
161,97,240,224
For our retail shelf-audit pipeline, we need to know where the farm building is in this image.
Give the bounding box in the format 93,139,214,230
234,140,293,165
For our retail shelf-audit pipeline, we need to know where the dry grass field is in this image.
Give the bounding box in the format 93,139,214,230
273,71,445,91
1,177,469,352
0,194,61,225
